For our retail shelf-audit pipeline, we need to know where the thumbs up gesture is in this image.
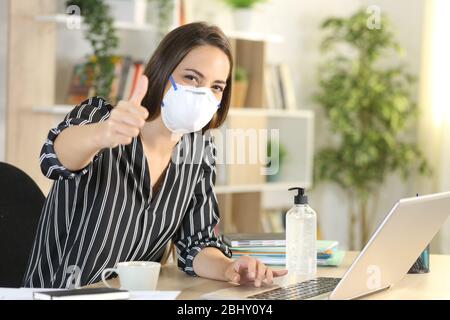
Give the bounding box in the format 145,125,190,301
100,75,150,148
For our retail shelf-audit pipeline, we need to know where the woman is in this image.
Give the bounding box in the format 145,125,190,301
23,22,287,288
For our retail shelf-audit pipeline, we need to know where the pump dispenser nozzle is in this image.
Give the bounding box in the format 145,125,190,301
288,187,308,205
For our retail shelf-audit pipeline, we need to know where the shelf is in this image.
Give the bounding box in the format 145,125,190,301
32,105,72,115
228,108,313,119
215,181,311,194
34,14,283,42
32,105,313,119
224,30,284,43
35,14,155,31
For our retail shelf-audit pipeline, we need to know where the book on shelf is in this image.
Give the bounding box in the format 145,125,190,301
109,56,124,101
276,64,286,110
264,64,277,109
264,63,297,110
278,63,297,110
66,56,145,106
129,62,144,100
264,64,283,109
66,63,95,106
116,56,132,101
262,209,285,233
261,212,272,233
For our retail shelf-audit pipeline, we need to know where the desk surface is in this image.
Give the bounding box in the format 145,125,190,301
90,252,450,300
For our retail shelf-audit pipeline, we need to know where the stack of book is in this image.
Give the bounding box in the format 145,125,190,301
222,233,345,267
66,55,145,105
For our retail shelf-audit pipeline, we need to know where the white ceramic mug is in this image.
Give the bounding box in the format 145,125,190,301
101,261,161,291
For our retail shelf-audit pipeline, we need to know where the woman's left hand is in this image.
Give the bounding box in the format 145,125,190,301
224,255,288,287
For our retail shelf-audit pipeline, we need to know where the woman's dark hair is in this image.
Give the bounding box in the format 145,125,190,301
141,22,234,130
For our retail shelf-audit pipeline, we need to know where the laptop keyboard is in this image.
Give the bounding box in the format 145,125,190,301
248,277,341,300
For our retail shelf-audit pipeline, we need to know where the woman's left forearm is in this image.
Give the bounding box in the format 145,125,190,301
192,247,233,281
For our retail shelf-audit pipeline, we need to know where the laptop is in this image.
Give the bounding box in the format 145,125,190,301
203,191,450,300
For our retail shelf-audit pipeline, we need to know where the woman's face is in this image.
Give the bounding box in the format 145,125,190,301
164,45,230,101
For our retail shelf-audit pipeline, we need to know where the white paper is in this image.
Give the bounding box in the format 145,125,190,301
0,287,180,300
0,288,61,300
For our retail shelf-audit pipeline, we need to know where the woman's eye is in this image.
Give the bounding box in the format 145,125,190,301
184,75,198,83
212,85,224,92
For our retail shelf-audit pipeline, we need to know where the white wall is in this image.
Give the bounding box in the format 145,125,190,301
0,0,8,161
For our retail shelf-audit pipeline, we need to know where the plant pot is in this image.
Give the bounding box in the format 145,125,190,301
232,8,253,32
231,80,248,108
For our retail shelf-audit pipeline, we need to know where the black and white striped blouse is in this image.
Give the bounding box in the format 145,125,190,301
23,97,231,288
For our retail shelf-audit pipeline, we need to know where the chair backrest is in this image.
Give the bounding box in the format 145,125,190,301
0,162,45,287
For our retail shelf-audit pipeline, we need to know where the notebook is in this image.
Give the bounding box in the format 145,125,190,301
33,287,130,300
222,233,338,252
228,241,338,254
222,233,285,247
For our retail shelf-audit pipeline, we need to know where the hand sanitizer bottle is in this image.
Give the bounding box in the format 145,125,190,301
286,187,317,282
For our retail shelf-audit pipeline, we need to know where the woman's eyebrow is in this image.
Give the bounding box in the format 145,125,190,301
184,68,227,85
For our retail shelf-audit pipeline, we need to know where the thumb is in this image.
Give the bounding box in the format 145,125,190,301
129,75,149,105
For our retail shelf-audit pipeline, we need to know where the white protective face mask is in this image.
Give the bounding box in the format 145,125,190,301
161,75,221,134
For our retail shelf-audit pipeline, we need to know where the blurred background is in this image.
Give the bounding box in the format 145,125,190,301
0,0,449,252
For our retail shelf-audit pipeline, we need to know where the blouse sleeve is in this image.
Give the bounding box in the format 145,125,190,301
173,136,232,276
39,96,112,180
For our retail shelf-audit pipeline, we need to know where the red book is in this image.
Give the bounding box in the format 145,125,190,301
128,63,144,100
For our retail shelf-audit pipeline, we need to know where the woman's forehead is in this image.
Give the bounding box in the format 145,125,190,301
177,45,230,80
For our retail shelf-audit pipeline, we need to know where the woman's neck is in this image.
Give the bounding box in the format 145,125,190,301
140,115,181,153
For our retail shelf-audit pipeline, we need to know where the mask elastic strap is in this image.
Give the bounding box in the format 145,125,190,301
162,75,177,107
169,75,178,91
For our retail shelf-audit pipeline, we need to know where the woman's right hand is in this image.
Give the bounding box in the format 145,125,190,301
97,75,150,148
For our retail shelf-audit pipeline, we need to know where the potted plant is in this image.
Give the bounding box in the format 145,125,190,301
66,0,119,99
266,138,287,182
222,0,266,31
314,9,431,250
231,66,248,108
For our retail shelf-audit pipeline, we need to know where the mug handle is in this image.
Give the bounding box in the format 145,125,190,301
101,268,117,288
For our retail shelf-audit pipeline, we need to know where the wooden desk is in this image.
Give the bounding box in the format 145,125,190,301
90,252,450,300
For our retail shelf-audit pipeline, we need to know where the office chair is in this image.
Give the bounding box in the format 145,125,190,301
0,162,45,287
